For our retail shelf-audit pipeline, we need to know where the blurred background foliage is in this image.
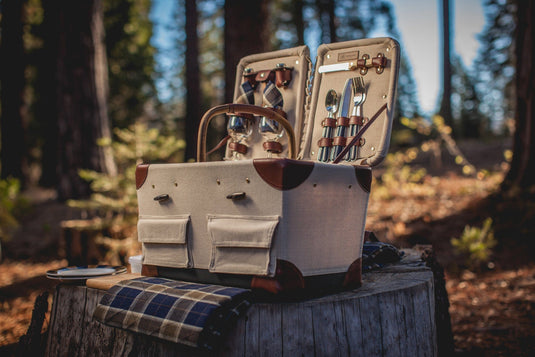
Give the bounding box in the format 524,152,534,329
0,0,522,248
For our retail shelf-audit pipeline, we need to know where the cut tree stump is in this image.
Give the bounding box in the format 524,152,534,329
45,250,438,356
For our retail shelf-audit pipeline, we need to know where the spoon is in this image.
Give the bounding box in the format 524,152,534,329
318,89,338,162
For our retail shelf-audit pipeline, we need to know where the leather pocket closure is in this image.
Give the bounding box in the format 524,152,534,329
138,215,191,268
207,214,279,276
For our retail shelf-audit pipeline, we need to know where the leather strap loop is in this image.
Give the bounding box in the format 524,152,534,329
275,68,292,88
255,70,275,83
350,116,367,125
229,142,248,155
317,137,333,147
333,136,347,146
337,116,350,127
322,117,337,128
372,55,387,68
263,141,283,153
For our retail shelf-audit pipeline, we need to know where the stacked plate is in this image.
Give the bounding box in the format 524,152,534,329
46,265,127,281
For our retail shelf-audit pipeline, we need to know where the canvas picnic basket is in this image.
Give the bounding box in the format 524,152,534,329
135,37,401,294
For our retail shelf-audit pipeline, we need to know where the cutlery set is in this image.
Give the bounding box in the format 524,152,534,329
318,76,368,163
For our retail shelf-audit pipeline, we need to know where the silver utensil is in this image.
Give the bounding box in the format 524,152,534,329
317,89,338,162
330,78,353,162
347,76,367,161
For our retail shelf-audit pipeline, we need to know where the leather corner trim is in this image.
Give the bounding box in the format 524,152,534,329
251,259,305,294
136,163,150,189
354,166,372,193
253,158,314,191
343,258,362,289
141,264,158,277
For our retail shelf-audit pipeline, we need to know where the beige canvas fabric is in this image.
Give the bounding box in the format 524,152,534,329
137,38,400,279
137,160,366,277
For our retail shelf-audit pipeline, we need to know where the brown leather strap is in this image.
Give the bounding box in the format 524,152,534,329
337,116,350,127
322,117,337,128
333,136,347,146
317,137,333,147
333,103,388,164
263,141,283,153
346,136,365,147
206,135,230,156
255,69,275,83
349,115,367,125
372,55,387,68
275,68,292,88
229,142,248,155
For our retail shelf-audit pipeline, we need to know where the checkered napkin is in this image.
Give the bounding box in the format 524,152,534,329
235,81,255,105
93,277,252,352
263,80,283,108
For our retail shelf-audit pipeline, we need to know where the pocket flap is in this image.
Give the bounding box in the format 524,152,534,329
207,215,279,248
138,215,190,244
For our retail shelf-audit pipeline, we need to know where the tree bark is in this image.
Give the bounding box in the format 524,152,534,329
38,0,60,187
224,0,271,103
0,0,27,182
293,0,305,46
184,0,201,161
316,0,337,43
503,0,535,190
439,0,454,130
48,0,116,200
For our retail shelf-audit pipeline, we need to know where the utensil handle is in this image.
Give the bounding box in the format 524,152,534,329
197,103,297,162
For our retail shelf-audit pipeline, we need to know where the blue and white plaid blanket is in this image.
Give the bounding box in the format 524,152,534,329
93,277,252,351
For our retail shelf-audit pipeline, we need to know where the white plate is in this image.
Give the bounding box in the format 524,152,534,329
46,265,127,280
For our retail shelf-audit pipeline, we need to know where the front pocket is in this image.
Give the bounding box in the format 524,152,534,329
207,214,279,276
138,215,190,268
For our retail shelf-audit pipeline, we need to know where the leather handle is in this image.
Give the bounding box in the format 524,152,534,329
197,104,297,162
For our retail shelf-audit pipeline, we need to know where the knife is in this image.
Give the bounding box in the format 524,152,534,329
318,62,356,74
330,78,352,161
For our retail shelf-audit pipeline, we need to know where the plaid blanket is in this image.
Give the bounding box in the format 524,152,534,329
93,277,252,352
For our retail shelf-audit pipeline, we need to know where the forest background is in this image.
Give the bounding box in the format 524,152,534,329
0,0,534,355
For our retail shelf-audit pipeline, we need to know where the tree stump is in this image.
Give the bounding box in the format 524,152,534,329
45,251,438,356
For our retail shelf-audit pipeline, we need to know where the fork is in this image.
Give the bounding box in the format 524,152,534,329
346,77,367,161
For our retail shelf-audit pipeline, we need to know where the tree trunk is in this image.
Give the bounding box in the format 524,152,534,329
224,0,271,103
503,0,535,190
184,0,201,162
439,0,453,130
38,0,60,187
316,0,337,43
293,0,305,46
49,0,116,200
0,0,27,182
46,251,439,356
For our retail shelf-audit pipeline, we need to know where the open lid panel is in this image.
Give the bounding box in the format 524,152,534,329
302,37,400,167
221,38,400,167
224,46,311,160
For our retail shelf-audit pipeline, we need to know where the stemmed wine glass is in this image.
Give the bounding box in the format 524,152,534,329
258,109,284,158
227,115,253,160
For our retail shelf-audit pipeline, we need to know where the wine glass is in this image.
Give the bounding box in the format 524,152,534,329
258,110,284,158
227,115,253,160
